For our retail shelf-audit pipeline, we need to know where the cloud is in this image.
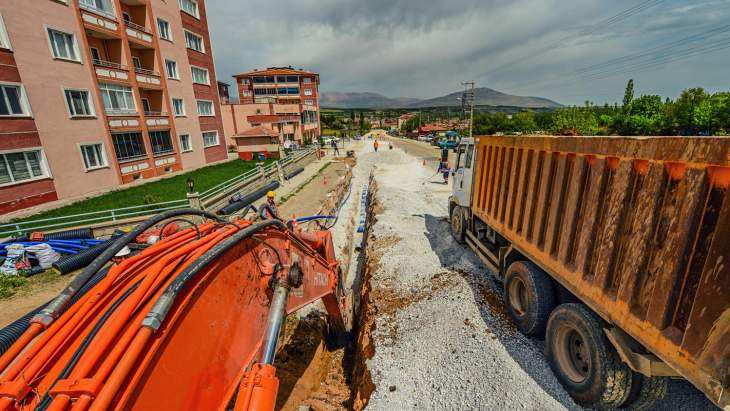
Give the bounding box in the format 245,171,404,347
206,0,730,105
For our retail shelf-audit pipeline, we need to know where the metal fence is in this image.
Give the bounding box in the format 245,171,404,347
0,147,317,238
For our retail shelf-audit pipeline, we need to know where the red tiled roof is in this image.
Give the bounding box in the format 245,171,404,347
233,126,279,138
234,67,318,77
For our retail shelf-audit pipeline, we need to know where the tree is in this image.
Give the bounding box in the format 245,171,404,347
511,111,537,134
623,79,635,108
671,88,710,135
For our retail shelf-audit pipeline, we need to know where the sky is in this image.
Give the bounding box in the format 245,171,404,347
206,0,730,105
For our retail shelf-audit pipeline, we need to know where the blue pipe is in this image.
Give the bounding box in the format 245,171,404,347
291,215,337,223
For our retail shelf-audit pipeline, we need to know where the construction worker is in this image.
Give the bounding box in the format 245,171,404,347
259,190,280,220
437,148,450,184
331,139,340,156
374,139,379,152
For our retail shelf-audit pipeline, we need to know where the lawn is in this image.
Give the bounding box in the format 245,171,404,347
12,158,271,223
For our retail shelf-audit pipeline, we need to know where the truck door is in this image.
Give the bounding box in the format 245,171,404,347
452,140,474,208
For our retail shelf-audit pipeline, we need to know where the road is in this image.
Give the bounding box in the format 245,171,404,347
346,140,715,410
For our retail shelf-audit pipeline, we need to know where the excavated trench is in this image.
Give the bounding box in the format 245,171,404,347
273,170,379,410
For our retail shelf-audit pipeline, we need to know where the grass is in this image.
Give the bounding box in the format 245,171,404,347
0,275,28,299
12,159,272,223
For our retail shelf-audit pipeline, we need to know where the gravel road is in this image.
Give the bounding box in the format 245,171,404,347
351,137,715,410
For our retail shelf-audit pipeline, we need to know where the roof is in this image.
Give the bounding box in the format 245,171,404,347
233,126,280,138
234,66,318,78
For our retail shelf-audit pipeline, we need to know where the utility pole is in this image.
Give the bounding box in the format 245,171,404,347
461,81,475,138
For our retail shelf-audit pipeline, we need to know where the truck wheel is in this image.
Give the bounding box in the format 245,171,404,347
622,374,669,410
450,206,466,244
545,304,632,409
504,261,556,336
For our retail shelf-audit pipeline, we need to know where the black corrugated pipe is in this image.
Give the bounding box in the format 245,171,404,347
52,233,123,275
0,266,111,355
285,166,304,180
142,219,286,331
217,181,280,216
34,209,224,326
9,227,94,243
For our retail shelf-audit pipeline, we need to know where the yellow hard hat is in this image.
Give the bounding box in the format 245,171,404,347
267,191,275,198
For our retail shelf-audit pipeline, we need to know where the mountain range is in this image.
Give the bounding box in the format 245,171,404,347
320,87,562,109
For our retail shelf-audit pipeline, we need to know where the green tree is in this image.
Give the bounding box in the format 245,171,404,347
511,111,537,134
550,107,600,136
623,79,635,108
671,88,710,135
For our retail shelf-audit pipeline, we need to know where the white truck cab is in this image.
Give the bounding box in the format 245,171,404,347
451,137,475,209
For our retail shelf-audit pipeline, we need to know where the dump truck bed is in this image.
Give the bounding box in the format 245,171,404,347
471,135,730,407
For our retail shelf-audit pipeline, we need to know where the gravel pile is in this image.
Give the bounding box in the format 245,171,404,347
353,140,715,410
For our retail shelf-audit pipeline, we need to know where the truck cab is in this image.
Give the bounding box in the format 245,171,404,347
450,137,475,209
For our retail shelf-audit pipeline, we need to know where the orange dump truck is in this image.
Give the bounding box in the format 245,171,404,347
448,135,729,409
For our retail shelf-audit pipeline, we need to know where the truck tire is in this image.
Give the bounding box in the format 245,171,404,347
545,303,632,409
504,261,556,336
622,374,669,410
450,205,466,244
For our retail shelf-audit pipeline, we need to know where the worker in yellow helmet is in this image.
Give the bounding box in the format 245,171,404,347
259,190,280,220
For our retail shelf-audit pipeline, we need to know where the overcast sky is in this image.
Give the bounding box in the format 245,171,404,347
207,0,730,105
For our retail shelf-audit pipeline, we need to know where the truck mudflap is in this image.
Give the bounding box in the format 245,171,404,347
469,135,730,408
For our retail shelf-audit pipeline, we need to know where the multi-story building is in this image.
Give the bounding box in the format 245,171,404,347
0,0,227,214
221,67,320,160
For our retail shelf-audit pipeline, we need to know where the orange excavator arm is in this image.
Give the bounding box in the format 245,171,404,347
0,210,349,411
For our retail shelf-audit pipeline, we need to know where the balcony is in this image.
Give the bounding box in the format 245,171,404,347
81,4,120,35
144,111,170,128
135,68,162,88
94,59,129,82
125,20,153,47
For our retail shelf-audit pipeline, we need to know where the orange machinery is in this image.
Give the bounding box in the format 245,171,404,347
0,209,349,410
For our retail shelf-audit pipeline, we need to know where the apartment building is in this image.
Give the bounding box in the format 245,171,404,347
0,0,227,214
221,67,320,160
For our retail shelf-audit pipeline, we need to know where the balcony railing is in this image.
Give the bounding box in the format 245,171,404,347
105,108,138,116
94,59,127,70
79,2,117,20
134,67,159,77
125,20,150,34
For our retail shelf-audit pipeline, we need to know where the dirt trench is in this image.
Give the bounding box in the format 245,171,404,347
272,171,379,411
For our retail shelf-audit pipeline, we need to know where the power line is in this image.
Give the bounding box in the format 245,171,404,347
478,0,664,80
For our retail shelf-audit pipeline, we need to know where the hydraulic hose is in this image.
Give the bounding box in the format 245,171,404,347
0,266,111,356
35,209,224,325
142,219,286,331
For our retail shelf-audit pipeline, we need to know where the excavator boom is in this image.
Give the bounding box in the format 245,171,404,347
0,210,347,411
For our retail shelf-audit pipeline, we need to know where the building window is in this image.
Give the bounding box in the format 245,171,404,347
0,83,31,117
149,130,173,155
47,28,80,62
243,91,251,97
196,100,213,116
157,18,172,41
179,0,199,18
242,79,250,85
79,0,115,17
179,134,192,152
90,47,101,63
0,150,48,186
112,132,146,161
304,89,313,96
184,30,204,52
165,59,179,79
202,131,218,148
287,87,299,95
253,76,274,84
80,143,107,170
64,89,94,118
172,98,185,117
99,83,135,114
0,13,12,51
305,99,314,106
303,77,312,84
191,66,209,85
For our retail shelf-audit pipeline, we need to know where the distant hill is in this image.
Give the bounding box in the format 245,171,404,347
411,87,562,109
320,87,562,109
319,92,420,109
